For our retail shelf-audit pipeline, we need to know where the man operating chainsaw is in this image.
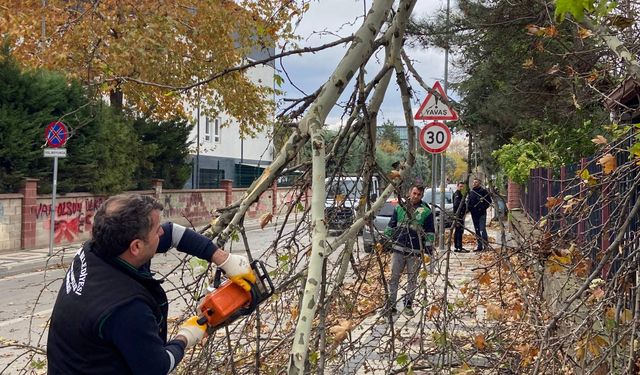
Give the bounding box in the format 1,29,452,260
47,194,256,374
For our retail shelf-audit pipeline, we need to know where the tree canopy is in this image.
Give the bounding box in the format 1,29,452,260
0,49,193,194
2,0,303,135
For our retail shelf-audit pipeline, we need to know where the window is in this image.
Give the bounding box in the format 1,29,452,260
213,118,220,142
204,117,211,142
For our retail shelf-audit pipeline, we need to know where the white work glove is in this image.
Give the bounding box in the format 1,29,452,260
218,253,257,292
176,316,207,349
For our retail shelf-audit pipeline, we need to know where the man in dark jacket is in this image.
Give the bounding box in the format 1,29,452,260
383,184,435,316
452,182,468,252
467,178,492,251
47,194,256,374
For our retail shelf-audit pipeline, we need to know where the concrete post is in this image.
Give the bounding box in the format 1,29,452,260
20,178,39,249
151,179,164,200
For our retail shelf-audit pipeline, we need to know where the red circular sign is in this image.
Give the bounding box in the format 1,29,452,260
44,121,68,148
419,122,451,154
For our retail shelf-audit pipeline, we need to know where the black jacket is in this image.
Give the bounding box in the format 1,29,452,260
467,186,492,215
47,222,217,374
453,190,466,218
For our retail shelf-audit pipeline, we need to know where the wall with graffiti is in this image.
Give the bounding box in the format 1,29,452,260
160,190,225,227
0,185,297,252
34,194,106,248
0,195,22,251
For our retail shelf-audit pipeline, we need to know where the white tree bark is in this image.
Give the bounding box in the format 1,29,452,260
286,0,396,372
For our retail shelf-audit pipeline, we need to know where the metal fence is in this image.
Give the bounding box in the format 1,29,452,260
520,132,640,278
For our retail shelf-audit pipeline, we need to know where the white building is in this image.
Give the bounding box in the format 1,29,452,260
184,49,275,189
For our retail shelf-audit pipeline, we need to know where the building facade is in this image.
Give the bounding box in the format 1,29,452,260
184,49,275,189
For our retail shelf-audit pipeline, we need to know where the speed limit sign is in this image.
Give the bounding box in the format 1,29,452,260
419,122,451,154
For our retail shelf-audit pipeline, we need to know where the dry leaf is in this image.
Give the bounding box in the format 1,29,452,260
574,258,591,278
522,58,535,69
375,242,384,253
474,335,486,350
428,305,441,319
525,24,542,35
388,170,401,180
598,153,616,174
259,213,273,229
578,26,593,39
588,287,605,303
586,70,599,83
545,196,562,209
543,25,558,37
477,272,492,286
546,64,560,74
329,320,353,344
591,135,608,145
518,344,539,366
486,304,503,320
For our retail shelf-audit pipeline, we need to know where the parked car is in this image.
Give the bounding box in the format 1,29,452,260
362,198,397,253
422,187,455,229
325,176,380,231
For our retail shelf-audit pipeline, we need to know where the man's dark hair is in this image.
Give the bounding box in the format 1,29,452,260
410,184,425,193
458,181,465,185
91,194,164,257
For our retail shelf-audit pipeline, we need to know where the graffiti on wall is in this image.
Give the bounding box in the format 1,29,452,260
163,192,212,223
37,198,105,244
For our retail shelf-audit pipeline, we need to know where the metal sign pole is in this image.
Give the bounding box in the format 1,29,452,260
49,155,58,256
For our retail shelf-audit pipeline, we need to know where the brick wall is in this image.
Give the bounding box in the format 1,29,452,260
0,179,295,252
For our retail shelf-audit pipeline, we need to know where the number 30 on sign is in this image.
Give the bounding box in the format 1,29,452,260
419,122,451,154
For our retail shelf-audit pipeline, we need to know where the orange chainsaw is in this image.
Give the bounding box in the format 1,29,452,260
196,260,274,328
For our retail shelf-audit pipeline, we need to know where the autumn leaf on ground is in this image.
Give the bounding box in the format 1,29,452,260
518,344,539,366
485,304,503,320
259,213,273,229
598,153,616,174
453,362,474,374
474,335,486,350
591,135,608,145
476,272,492,286
522,58,535,69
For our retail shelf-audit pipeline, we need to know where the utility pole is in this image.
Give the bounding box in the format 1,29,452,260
439,0,451,252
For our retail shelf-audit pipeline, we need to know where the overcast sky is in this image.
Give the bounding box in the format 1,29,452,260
278,0,454,128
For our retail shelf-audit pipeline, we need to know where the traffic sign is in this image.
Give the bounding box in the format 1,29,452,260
419,122,451,154
44,121,68,148
414,81,459,121
44,148,67,158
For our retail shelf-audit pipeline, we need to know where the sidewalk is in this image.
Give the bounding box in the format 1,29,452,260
0,219,263,278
